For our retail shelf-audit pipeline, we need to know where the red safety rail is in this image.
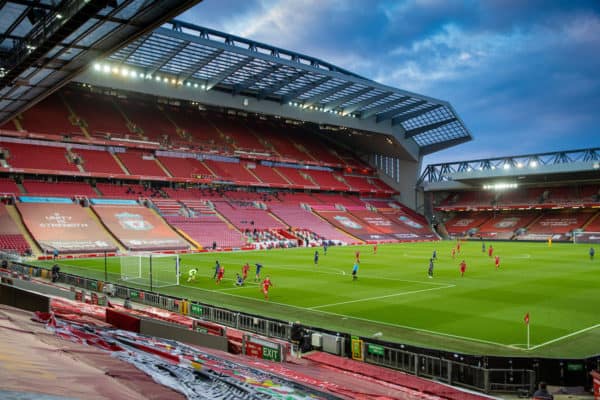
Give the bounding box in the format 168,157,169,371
248,164,290,185
477,212,540,239
65,91,130,138
95,183,145,198
0,177,20,194
118,100,177,142
268,203,356,242
92,204,189,251
116,150,167,177
214,202,285,230
1,141,79,172
165,215,245,248
444,212,492,235
22,180,96,197
157,156,214,179
0,203,30,254
73,148,125,174
527,210,595,234
16,202,118,253
19,94,81,136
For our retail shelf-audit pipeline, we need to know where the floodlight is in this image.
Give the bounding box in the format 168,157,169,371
516,162,523,168
163,77,169,82
112,67,119,74
130,70,137,78
503,163,510,170
530,161,538,168
93,63,101,71
155,76,161,82
186,82,191,87
193,83,198,88
120,68,128,76
102,64,110,73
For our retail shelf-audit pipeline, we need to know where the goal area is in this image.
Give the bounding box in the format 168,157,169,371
573,232,600,244
119,253,180,289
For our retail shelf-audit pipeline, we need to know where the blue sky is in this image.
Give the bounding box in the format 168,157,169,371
180,0,600,166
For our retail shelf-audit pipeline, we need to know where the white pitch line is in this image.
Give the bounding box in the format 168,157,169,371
527,323,600,350
176,282,518,350
309,284,456,309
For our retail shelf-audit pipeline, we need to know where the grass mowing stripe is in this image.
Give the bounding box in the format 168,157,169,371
309,284,456,309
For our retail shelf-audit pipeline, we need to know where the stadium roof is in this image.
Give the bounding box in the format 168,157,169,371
419,147,600,190
0,0,201,125
96,19,472,156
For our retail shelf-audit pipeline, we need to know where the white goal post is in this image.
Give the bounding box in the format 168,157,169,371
573,232,600,245
120,253,180,289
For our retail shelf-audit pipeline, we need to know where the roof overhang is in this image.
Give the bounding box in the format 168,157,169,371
0,0,202,125
76,19,472,159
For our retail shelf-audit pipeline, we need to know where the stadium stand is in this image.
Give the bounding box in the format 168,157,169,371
151,198,183,216
0,203,30,254
117,99,177,142
444,212,492,236
305,169,349,191
313,209,388,242
214,201,285,231
73,148,126,175
95,183,147,199
116,149,168,177
0,177,20,194
165,215,245,248
518,210,595,240
477,212,540,239
582,211,600,232
22,180,96,197
16,202,118,253
276,167,318,187
248,163,291,185
64,90,130,139
157,156,214,179
212,115,268,152
164,108,230,151
1,141,78,172
92,204,189,251
18,94,81,136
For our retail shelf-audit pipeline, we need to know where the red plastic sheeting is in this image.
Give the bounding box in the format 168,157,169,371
304,352,492,400
92,204,189,251
16,202,118,253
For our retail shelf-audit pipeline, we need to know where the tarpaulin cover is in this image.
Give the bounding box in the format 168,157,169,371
16,202,118,253
316,210,396,241
92,204,189,251
0,203,21,234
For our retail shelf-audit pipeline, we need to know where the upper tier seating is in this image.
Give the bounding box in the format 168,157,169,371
1,142,78,172
312,193,364,207
583,212,600,231
211,115,267,152
496,188,546,206
74,149,126,175
118,100,177,142
116,150,167,177
438,191,495,209
158,156,214,179
19,94,81,136
258,123,311,161
276,167,317,187
343,175,379,192
306,170,349,191
277,192,320,205
202,160,259,184
164,108,230,150
22,180,96,197
0,177,20,194
248,164,290,185
65,91,130,138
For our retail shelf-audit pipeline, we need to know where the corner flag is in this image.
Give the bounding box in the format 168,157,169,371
524,312,530,349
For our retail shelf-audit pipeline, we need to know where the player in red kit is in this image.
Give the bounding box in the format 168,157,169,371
451,248,456,259
456,241,461,254
488,245,494,258
494,255,500,270
355,250,360,263
261,275,273,300
216,265,225,285
242,262,250,281
373,243,378,254
459,260,467,277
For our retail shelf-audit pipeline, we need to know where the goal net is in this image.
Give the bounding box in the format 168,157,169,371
573,232,600,244
119,253,180,289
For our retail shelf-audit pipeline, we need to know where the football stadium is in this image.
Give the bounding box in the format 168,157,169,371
0,1,599,399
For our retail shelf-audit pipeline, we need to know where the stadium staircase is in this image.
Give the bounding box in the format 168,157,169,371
85,207,127,253
5,204,42,255
110,153,130,174
154,157,173,177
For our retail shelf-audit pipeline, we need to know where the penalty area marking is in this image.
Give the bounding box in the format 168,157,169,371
309,284,456,310
527,323,600,351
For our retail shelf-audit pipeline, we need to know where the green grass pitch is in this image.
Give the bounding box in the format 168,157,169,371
35,241,600,358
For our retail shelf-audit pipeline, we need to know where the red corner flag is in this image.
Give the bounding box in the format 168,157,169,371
524,312,530,325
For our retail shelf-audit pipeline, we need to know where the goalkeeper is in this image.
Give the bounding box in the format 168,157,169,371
187,267,198,283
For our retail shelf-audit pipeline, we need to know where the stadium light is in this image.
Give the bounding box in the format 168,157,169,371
163,77,169,83
120,68,129,77
193,83,198,88
530,160,538,168
146,74,152,79
155,75,161,82
516,162,523,168
93,63,101,71
130,70,137,78
200,84,206,90
503,163,510,170
111,67,119,74
186,82,191,87
483,183,518,190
